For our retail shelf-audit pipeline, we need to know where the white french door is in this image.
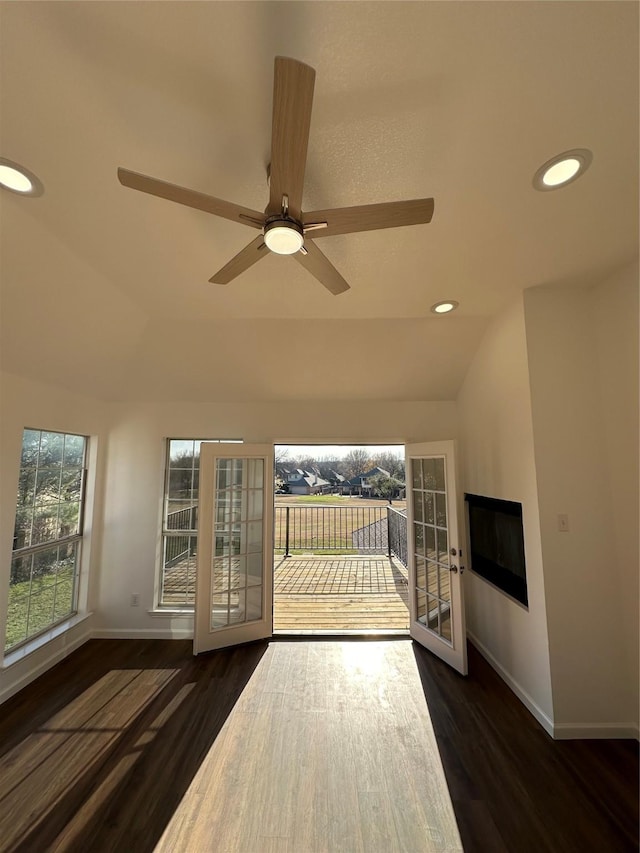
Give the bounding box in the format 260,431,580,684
405,441,467,675
194,443,274,654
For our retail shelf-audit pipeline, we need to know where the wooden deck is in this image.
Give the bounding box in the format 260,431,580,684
274,556,410,634
162,553,411,633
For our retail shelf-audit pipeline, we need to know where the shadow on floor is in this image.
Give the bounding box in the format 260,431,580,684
412,642,639,853
0,639,267,852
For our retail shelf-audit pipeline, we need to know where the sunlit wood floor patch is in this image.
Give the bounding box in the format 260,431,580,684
156,641,462,853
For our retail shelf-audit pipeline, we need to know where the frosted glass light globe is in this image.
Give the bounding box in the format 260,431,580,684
264,224,304,255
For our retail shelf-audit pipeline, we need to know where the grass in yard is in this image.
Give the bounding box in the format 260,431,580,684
276,494,406,509
286,495,355,505
275,549,359,556
274,504,391,552
5,567,75,650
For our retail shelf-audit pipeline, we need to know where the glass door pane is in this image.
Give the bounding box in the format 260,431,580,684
405,441,467,675
411,456,451,643
195,444,274,654
211,458,264,630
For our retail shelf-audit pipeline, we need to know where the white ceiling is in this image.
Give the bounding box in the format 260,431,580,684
0,2,637,402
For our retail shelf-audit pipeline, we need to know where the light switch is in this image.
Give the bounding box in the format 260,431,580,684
557,514,569,532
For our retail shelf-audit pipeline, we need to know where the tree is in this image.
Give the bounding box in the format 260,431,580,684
275,447,290,465
373,450,405,482
297,455,320,473
13,430,85,582
368,473,403,500
168,450,197,499
341,448,371,480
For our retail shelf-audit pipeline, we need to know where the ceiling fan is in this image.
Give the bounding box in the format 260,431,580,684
118,57,434,295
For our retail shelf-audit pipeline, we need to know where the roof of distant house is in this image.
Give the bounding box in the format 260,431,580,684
348,467,391,486
286,470,330,489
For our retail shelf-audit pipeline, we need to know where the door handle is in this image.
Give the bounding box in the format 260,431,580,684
450,564,458,573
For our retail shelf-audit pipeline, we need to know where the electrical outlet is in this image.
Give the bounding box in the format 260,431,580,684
557,514,570,532
130,593,140,607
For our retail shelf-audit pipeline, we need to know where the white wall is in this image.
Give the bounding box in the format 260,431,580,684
525,264,639,737
0,371,109,701
95,399,458,637
591,263,639,729
457,296,554,732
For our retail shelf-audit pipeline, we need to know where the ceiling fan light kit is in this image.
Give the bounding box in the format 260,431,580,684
118,56,435,294
263,220,304,255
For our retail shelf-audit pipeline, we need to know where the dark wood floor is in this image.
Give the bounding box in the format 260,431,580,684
0,638,637,853
412,645,638,853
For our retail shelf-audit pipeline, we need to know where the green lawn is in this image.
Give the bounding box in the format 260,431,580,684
276,494,405,508
289,494,352,504
273,502,392,553
5,567,75,650
275,548,359,556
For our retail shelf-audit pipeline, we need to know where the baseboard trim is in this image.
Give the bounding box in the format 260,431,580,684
553,722,640,741
92,627,194,640
7,625,637,741
0,623,93,705
467,630,555,737
467,632,639,741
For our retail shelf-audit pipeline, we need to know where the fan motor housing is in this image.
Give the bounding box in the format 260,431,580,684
263,218,304,255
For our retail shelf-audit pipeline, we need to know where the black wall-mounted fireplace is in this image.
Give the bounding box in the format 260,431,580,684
464,493,528,607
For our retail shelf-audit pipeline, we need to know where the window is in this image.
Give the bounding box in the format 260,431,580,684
6,429,87,652
160,439,242,608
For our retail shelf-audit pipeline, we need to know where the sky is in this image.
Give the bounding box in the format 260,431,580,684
275,444,404,460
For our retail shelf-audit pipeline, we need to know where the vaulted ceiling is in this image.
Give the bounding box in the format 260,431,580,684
1,2,637,402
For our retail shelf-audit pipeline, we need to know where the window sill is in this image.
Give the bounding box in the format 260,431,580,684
2,612,93,669
147,609,194,618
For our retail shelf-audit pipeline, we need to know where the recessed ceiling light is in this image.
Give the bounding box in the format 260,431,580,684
431,300,459,315
0,158,44,196
533,149,592,191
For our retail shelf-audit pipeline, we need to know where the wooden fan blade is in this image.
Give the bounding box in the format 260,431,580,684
268,57,315,219
303,198,434,238
293,240,350,295
209,236,267,284
118,168,265,230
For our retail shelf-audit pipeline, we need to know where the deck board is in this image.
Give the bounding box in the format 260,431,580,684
274,556,410,633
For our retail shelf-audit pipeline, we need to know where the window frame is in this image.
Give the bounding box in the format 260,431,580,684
5,428,88,653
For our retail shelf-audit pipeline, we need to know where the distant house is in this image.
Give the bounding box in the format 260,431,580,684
347,467,391,496
315,462,348,490
285,468,331,495
324,469,349,492
333,472,349,492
